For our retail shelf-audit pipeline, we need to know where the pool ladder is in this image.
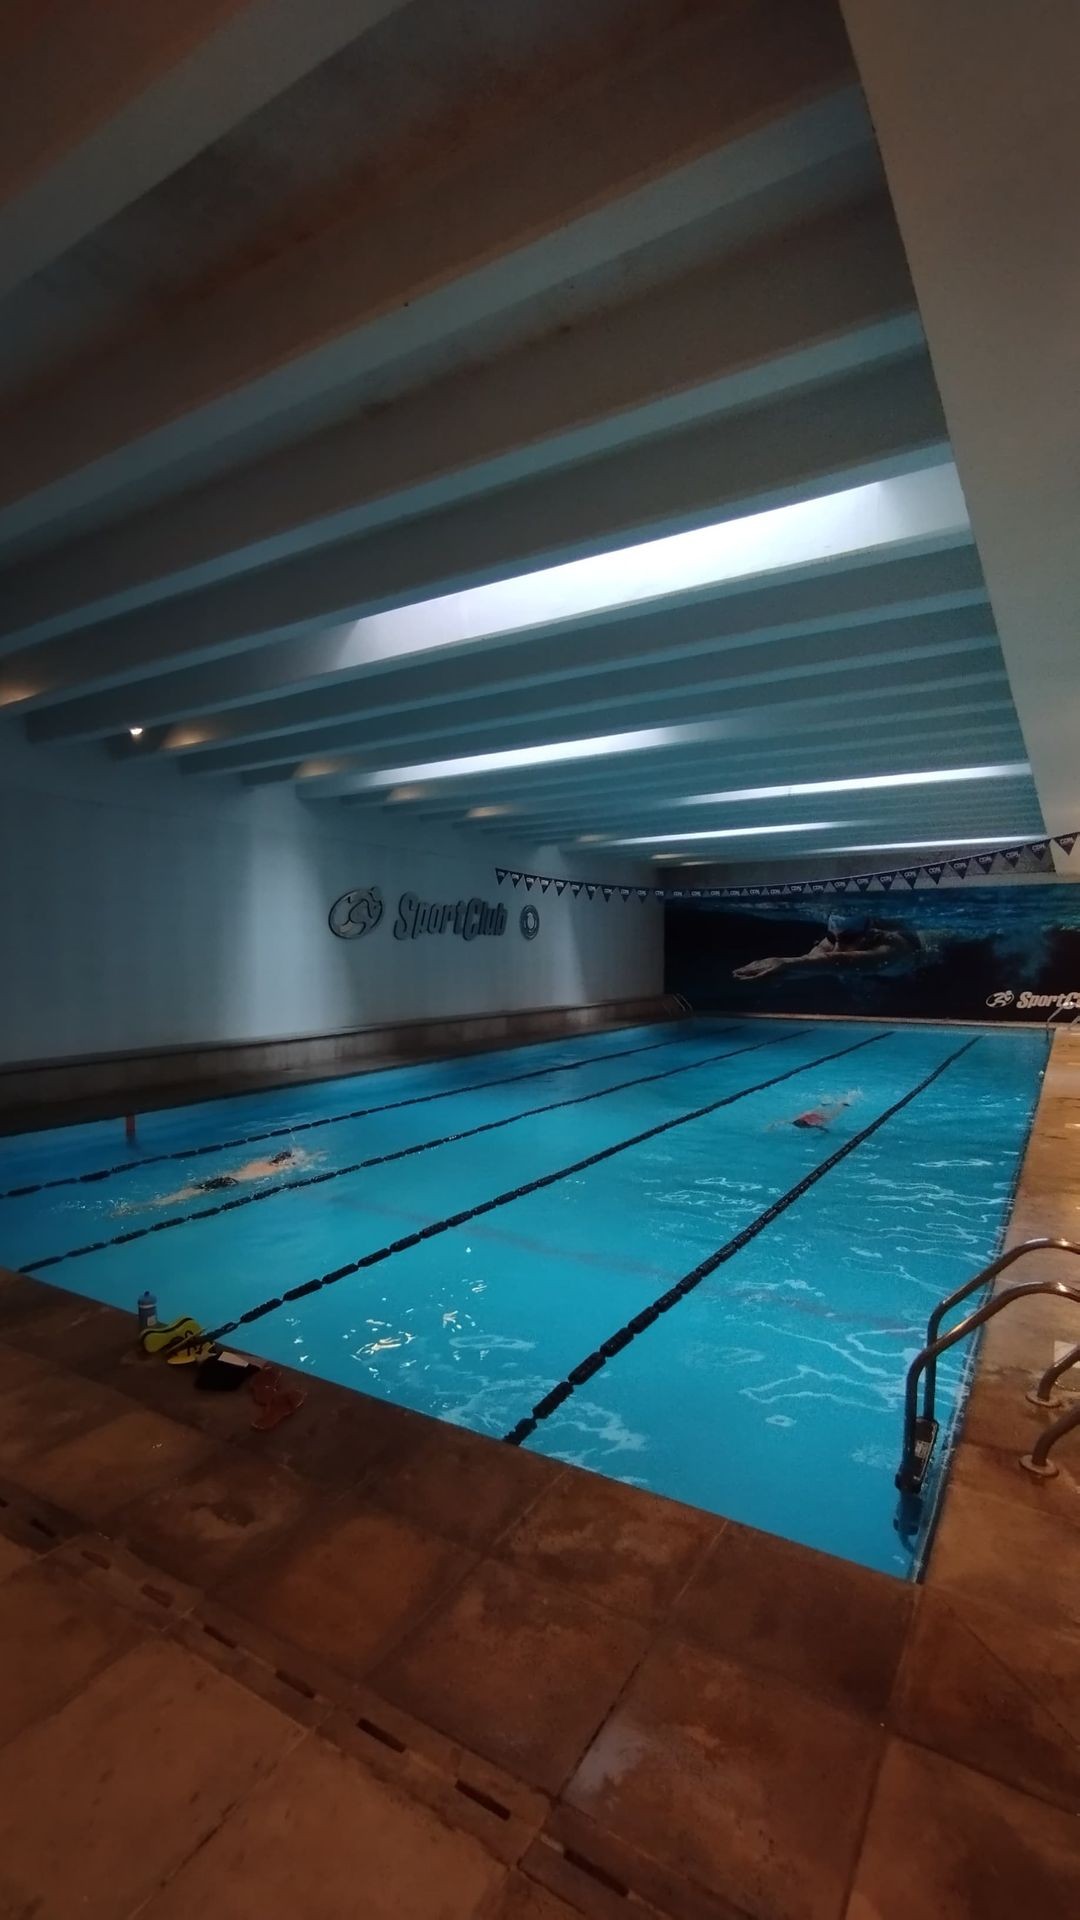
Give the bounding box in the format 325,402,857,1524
896,1237,1080,1493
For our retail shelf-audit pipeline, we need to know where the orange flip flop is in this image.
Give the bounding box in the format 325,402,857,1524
248,1365,305,1431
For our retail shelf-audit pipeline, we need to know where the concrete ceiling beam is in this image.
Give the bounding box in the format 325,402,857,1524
0,194,916,653
0,0,859,548
3,353,951,709
282,656,1013,797
0,0,411,299
165,611,998,776
24,537,984,745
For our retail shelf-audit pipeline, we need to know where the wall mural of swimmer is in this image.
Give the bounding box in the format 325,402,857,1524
665,881,1080,1022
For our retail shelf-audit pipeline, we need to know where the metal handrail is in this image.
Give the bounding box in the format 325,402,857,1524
1021,1399,1080,1478
1028,1339,1080,1407
896,1277,1080,1491
920,1237,1080,1429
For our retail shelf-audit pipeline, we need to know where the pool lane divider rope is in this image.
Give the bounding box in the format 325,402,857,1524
1,1025,709,1203
18,1025,799,1275
148,1027,892,1357
502,1035,981,1447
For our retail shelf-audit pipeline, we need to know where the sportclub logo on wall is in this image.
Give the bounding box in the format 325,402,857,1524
328,886,384,939
328,886,533,943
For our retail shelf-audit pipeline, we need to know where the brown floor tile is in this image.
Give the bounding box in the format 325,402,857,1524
14,1407,215,1525
218,1500,474,1678
0,1270,64,1332
847,1739,1080,1919
0,1364,129,1468
111,1444,319,1585
959,1593,1080,1744
0,1637,298,1920
374,1557,650,1794
892,1590,1080,1813
1,1291,134,1373
139,1732,503,1920
0,1534,32,1584
958,1364,1062,1455
484,1874,588,1920
949,1436,1080,1529
671,1519,913,1718
0,1556,145,1748
0,1339,52,1391
367,1418,560,1551
499,1467,717,1623
565,1632,882,1920
231,1376,421,1488
929,1478,1080,1634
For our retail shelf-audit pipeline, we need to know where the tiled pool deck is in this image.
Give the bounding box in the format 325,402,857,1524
0,1033,1077,1919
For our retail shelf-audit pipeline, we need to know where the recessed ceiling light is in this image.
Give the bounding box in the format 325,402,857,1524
610,822,845,847
827,835,1032,852
128,726,143,739
467,805,513,819
681,763,1030,805
355,727,694,788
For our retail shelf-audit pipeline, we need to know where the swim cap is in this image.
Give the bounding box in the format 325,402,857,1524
826,911,870,937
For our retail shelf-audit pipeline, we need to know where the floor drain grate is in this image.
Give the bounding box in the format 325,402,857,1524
275,1667,316,1701
202,1622,237,1649
356,1715,407,1754
563,1848,630,1899
455,1780,511,1821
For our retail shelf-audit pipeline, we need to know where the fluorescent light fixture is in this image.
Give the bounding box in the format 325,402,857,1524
611,822,845,847
681,762,1030,806
467,804,513,819
336,467,968,673
128,726,143,739
355,727,688,789
828,835,1033,852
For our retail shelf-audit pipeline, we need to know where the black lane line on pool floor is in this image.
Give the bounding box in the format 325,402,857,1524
162,1027,891,1354
1,1025,711,1203
502,1035,981,1447
18,1026,801,1275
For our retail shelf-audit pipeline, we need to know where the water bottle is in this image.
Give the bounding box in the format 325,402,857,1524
137,1290,158,1331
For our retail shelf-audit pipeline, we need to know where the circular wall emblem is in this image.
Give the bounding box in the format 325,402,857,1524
328,886,384,939
519,904,540,941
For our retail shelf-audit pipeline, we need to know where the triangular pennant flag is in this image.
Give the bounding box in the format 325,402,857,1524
768,885,784,896
925,863,945,883
569,881,582,898
511,871,522,888
855,876,872,892
600,885,613,902
1003,848,1022,867
584,884,597,901
620,887,632,901
1054,833,1078,854
555,880,567,896
879,872,896,890
975,853,996,873
689,888,702,898
495,868,507,884
636,888,648,902
830,878,849,892
524,875,536,891
653,888,664,900
809,880,827,894
1030,841,1050,862
950,859,970,878
539,877,552,893
901,867,921,888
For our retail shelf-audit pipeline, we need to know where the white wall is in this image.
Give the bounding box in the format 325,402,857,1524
0,725,661,1064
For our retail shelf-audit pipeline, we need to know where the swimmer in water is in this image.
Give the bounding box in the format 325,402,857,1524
790,1090,858,1131
122,1147,315,1213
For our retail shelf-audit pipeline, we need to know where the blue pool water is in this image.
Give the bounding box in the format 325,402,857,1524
0,1017,1046,1577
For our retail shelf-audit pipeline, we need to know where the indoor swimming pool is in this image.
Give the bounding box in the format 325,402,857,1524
0,1017,1047,1578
